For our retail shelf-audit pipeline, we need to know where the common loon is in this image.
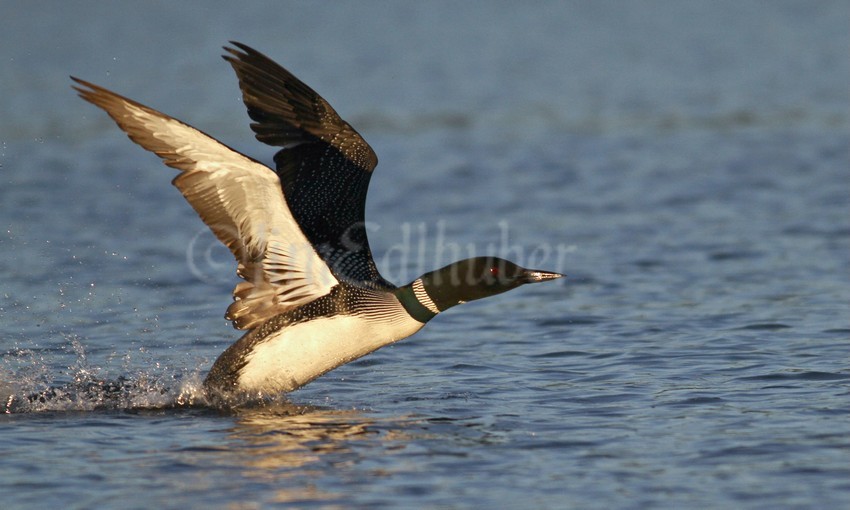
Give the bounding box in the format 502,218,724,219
72,42,564,403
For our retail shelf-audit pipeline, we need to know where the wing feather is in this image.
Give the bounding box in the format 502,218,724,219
223,42,390,287
72,77,338,329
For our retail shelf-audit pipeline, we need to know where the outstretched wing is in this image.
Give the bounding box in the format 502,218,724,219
223,42,391,289
72,78,338,330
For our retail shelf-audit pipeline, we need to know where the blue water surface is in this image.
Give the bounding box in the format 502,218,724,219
1,1,849,509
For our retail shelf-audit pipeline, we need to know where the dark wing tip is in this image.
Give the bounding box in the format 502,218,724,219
70,76,107,105
226,40,252,53
222,41,268,64
70,76,137,113
222,41,246,62
70,75,93,93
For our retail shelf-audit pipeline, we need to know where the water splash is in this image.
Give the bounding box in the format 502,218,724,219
1,339,209,414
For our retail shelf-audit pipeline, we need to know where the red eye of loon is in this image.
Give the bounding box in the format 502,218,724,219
489,266,500,277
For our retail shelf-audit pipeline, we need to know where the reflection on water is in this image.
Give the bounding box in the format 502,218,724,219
231,404,372,466
220,403,421,505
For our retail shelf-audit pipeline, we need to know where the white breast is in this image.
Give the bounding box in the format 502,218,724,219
236,313,424,395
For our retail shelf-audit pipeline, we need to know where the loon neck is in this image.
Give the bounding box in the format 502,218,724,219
395,278,440,323
395,267,474,323
396,257,564,323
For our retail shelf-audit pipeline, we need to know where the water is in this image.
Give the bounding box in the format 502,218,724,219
2,1,849,508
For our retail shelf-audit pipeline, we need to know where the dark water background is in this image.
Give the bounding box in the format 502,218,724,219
2,1,848,508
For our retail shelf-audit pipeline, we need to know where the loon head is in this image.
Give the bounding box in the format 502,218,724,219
406,257,564,317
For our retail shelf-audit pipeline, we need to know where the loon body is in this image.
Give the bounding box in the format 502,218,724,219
73,42,563,402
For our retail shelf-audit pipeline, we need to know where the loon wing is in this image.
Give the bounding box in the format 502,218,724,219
223,42,390,288
72,78,338,330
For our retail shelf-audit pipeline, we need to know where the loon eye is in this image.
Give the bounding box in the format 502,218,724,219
489,266,500,278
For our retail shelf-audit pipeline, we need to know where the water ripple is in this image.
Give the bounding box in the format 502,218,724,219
736,370,850,382
734,323,793,331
